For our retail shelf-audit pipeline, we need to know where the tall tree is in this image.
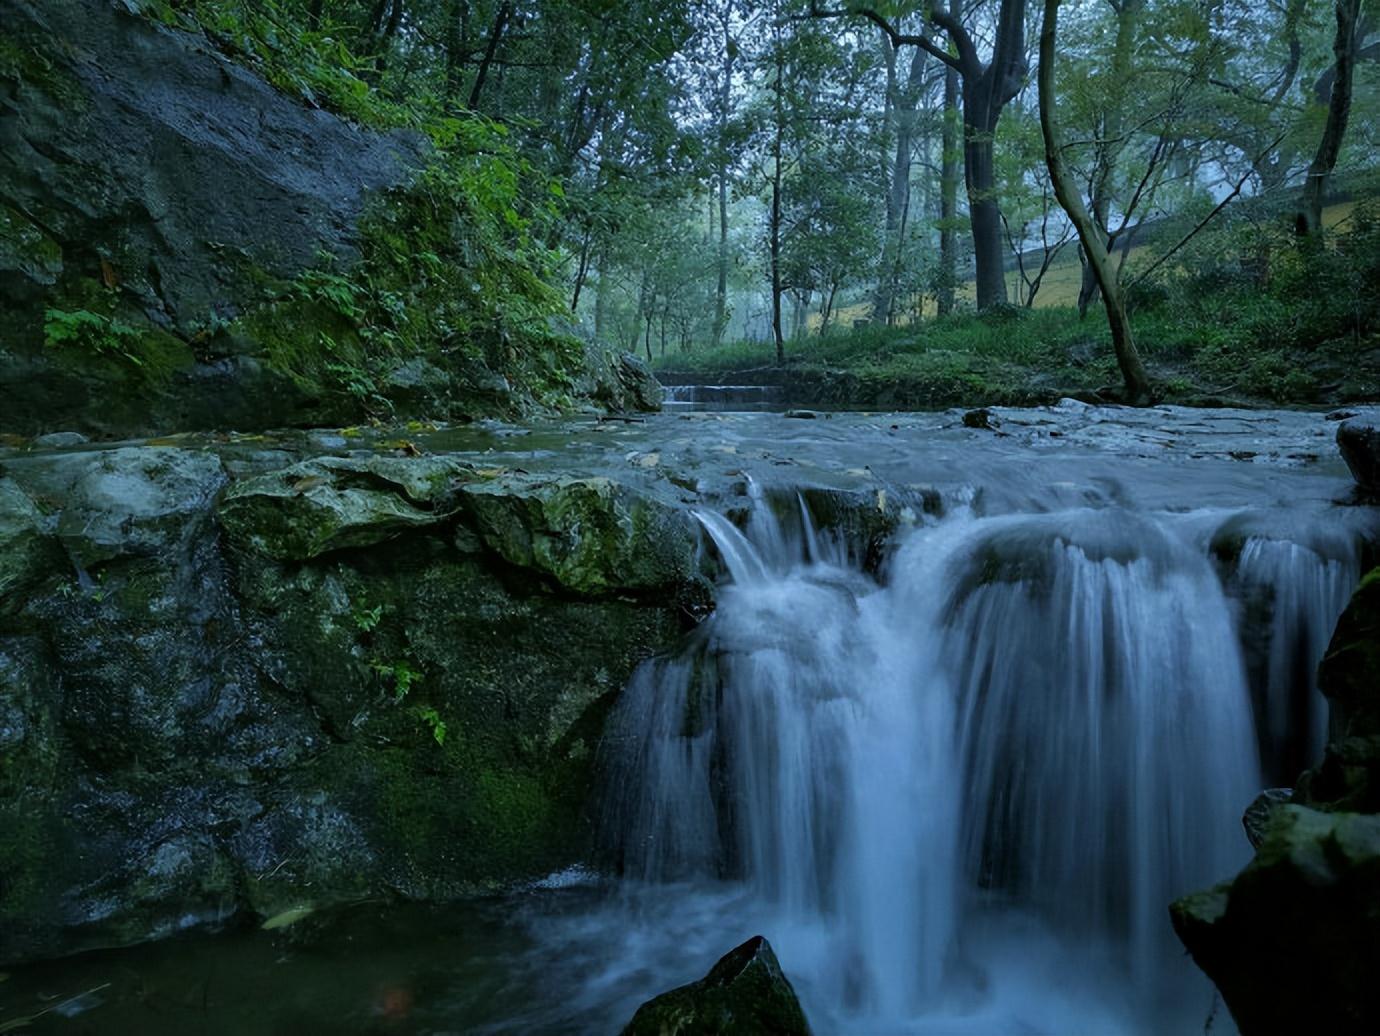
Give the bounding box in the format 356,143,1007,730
872,27,931,324
812,2,1029,311
1039,0,1152,403
1298,0,1364,237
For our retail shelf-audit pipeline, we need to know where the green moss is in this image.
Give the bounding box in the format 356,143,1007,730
0,206,63,285
0,32,85,109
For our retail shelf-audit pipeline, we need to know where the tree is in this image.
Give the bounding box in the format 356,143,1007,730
812,2,1029,311
1298,0,1365,237
1039,0,1152,403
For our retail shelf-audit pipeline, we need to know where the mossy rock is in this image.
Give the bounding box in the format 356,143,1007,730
0,479,61,607
218,455,472,561
1170,806,1380,1036
621,936,813,1036
458,473,698,597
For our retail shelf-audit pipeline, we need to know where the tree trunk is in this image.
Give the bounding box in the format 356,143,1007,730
965,114,1009,310
938,54,959,316
769,23,786,366
1298,0,1362,238
468,1,513,111
594,253,610,341
873,38,927,324
444,0,471,103
712,12,733,348
1040,0,1151,404
570,231,593,313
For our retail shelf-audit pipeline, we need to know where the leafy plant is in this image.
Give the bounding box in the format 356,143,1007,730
351,602,384,633
370,658,422,703
413,705,448,746
43,309,145,367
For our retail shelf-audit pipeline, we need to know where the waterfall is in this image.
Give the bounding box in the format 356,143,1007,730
598,491,1357,1032
1229,533,1359,781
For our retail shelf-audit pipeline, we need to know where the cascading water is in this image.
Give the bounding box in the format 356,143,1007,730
596,488,1336,1034
1228,530,1360,781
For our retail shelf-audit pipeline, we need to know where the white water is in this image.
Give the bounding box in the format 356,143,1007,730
594,491,1322,1034
1230,532,1360,781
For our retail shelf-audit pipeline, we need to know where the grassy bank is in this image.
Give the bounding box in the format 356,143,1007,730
657,208,1380,410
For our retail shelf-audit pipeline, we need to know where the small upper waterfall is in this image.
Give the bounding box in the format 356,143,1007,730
598,487,1362,1033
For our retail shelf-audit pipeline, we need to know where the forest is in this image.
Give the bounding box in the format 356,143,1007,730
118,0,1380,408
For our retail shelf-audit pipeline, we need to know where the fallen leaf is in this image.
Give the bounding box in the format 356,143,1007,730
261,905,315,931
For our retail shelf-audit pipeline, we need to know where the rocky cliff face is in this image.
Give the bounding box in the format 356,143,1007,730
0,418,912,966
0,0,659,434
0,434,708,964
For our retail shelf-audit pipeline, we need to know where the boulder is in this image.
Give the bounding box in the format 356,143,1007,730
0,0,423,434
218,455,471,560
1337,412,1380,494
620,936,812,1036
1170,806,1380,1036
0,442,688,965
2,447,226,566
1173,567,1380,1033
0,478,60,604
457,473,697,596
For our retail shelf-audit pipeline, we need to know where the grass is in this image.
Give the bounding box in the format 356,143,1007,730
655,300,1378,409
656,197,1380,409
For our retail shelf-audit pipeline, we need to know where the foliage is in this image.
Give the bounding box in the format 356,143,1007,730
43,309,146,367
371,657,422,703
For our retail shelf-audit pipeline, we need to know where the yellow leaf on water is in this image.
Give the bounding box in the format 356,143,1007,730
261,905,315,931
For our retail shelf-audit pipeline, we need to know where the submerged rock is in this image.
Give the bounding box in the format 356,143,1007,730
620,936,812,1036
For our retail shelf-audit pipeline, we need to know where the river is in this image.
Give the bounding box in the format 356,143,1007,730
3,403,1374,1034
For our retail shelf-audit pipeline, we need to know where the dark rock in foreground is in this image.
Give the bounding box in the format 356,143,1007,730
1170,807,1380,1036
1338,412,1380,495
1173,566,1380,1034
620,936,812,1036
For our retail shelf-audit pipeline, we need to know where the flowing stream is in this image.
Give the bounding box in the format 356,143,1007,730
595,489,1268,1033
4,407,1374,1035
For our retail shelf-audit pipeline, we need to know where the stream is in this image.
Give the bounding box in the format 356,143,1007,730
2,403,1374,1035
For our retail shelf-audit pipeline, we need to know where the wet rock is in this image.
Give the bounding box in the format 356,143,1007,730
457,474,697,596
616,353,664,412
0,479,60,604
2,447,226,566
32,432,88,448
1295,567,1380,814
620,936,812,1036
580,347,664,414
1242,788,1293,849
1337,411,1380,494
1170,806,1380,1036
1175,567,1380,1032
0,0,422,436
963,407,997,430
218,455,470,560
784,409,819,420
382,358,454,413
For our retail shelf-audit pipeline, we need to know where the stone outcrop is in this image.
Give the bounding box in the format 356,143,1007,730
1337,411,1380,495
0,442,699,965
1172,566,1380,1034
0,1,661,435
620,936,813,1036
